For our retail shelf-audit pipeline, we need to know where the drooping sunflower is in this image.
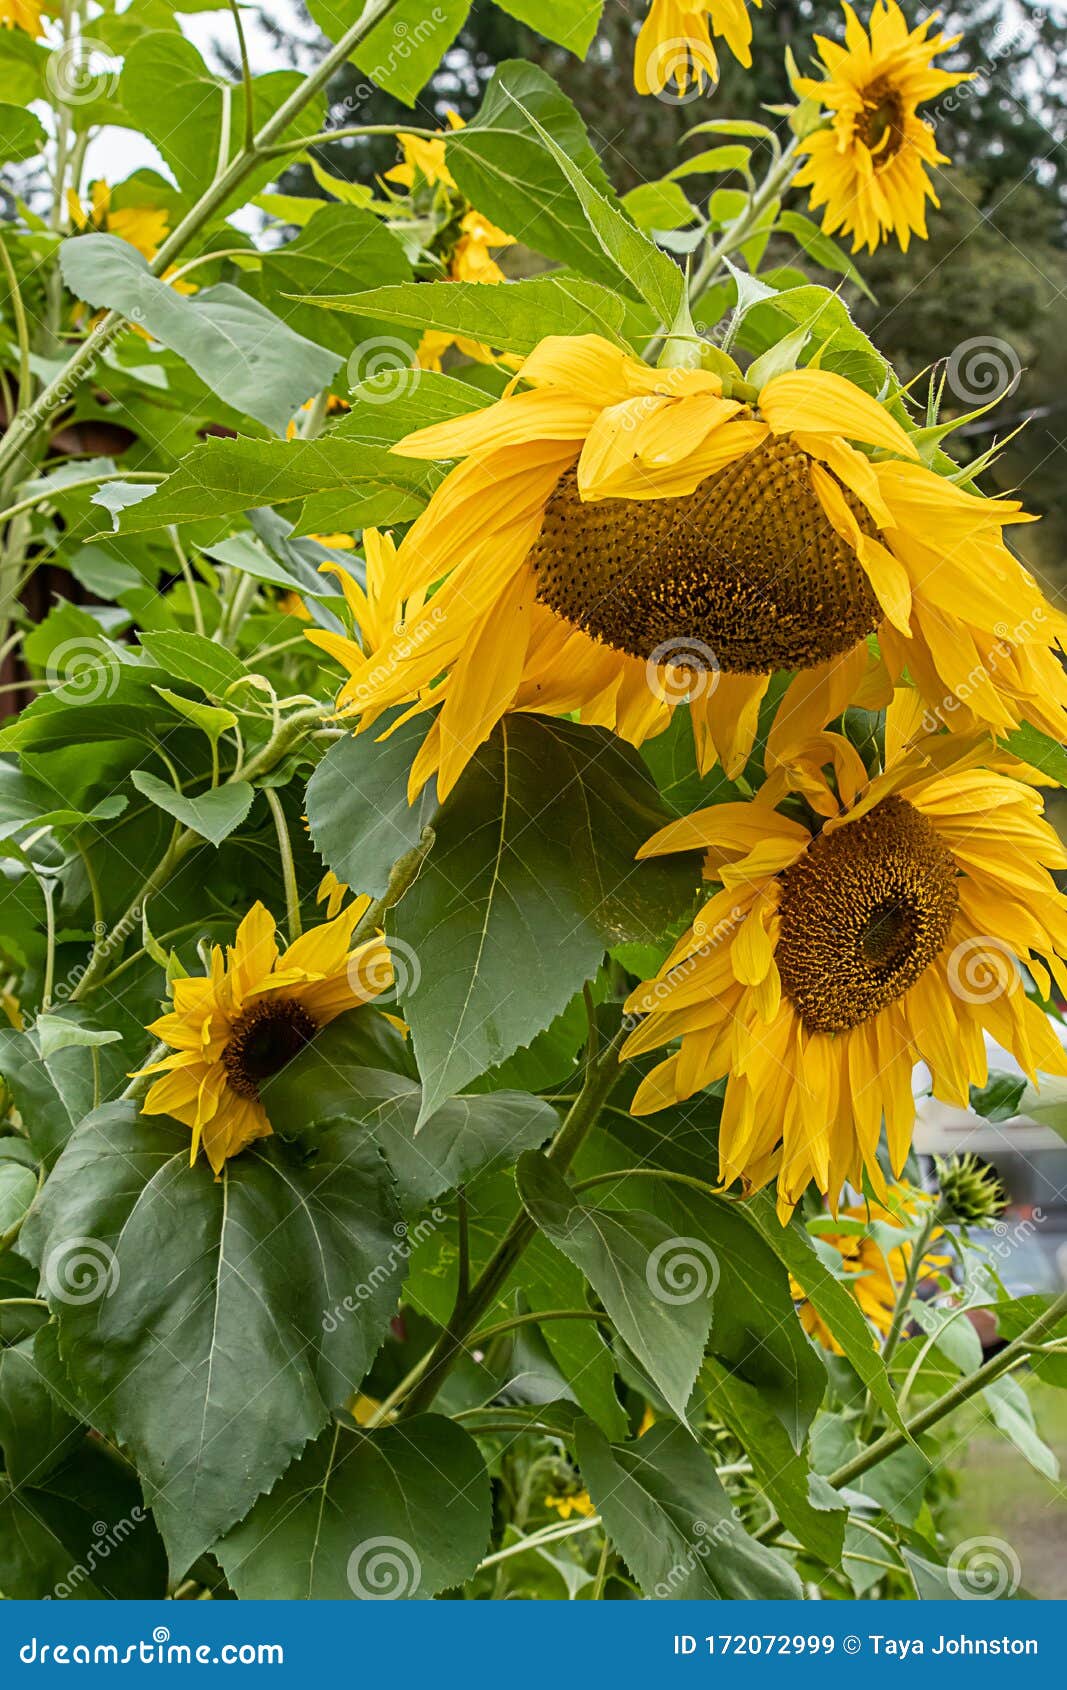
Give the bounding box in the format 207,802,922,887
793,1184,945,1350
309,333,1067,801
793,0,969,253
634,0,760,98
137,901,390,1171
622,691,1067,1219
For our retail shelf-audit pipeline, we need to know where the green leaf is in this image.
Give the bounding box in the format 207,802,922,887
311,274,633,355
0,1440,168,1599
34,1015,122,1061
969,1070,1028,1122
138,630,249,698
495,0,604,53
18,1104,407,1572
352,0,472,103
448,60,675,306
622,181,697,232
305,709,439,901
107,433,432,535
257,202,412,356
0,1159,37,1247
1006,721,1067,786
700,1358,846,1564
155,690,238,747
218,1414,490,1597
391,714,699,1118
130,770,255,847
775,210,876,301
746,1191,904,1431
575,1417,803,1598
668,145,753,179
0,103,46,163
736,282,892,400
119,33,323,208
0,1334,81,1487
263,1014,557,1208
516,1152,711,1421
404,1167,627,1437
61,236,340,437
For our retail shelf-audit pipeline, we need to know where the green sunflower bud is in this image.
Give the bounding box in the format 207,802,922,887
935,1153,1007,1227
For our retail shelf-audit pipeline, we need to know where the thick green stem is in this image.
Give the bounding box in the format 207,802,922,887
755,1285,1067,1549
396,1020,627,1419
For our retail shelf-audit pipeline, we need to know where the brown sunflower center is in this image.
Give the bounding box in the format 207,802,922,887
529,437,882,673
776,796,958,1033
858,80,907,160
221,997,317,1099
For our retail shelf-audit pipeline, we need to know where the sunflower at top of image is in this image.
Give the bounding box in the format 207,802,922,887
633,0,761,98
793,1184,947,1351
793,0,970,253
136,901,392,1173
308,331,1067,802
622,689,1067,1219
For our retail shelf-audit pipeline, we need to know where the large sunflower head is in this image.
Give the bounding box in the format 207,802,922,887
137,901,392,1171
793,0,970,253
634,0,761,98
623,691,1067,1218
794,1183,946,1350
309,333,1067,800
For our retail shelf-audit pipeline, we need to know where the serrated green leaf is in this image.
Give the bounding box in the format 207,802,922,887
576,1417,802,1597
310,273,633,354
218,1414,491,1597
18,1104,407,1572
130,770,255,847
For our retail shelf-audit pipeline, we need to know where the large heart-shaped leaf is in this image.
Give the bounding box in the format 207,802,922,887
18,1104,405,1572
391,713,700,1118
217,1414,490,1598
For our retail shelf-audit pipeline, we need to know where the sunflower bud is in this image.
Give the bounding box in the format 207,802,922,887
935,1153,1007,1227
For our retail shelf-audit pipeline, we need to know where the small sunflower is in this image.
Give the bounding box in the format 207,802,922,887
794,1184,945,1350
384,111,463,191
137,901,390,1172
793,0,969,253
634,0,760,98
623,692,1067,1218
311,333,1067,800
